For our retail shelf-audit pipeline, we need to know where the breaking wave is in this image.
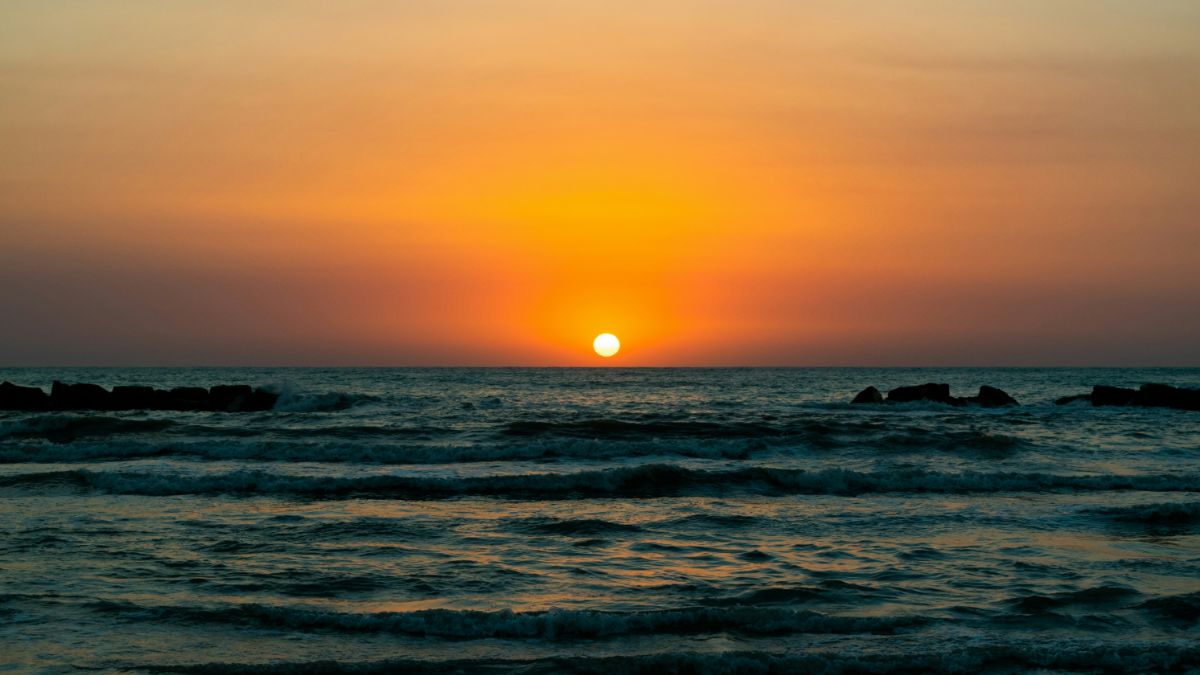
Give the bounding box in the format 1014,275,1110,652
0,415,177,444
0,437,769,464
5,465,1198,499
270,390,380,413
1085,501,1200,525
1008,585,1141,614
84,599,930,638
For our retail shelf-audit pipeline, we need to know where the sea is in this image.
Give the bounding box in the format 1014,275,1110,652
2,367,1199,673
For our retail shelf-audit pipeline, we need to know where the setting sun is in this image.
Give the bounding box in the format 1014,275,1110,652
593,333,620,358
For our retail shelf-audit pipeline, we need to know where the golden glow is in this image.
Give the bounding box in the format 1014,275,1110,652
0,3,1197,365
593,333,621,358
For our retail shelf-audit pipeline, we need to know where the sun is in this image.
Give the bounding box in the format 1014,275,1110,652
593,333,620,358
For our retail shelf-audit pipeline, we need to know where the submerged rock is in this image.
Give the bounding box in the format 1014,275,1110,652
0,382,50,410
1055,394,1091,405
851,386,883,404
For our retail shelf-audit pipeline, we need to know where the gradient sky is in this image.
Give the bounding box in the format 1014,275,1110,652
2,1,1198,366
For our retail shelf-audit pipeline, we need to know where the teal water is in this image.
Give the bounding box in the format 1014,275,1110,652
2,368,1199,672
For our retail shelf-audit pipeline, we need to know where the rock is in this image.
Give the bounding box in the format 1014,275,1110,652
164,387,210,411
3,382,277,412
50,381,111,410
1130,383,1200,411
110,386,157,410
851,386,883,404
1091,385,1136,407
0,382,50,410
1054,384,1199,410
209,385,253,411
241,387,279,412
149,389,173,410
976,385,1018,407
887,383,960,405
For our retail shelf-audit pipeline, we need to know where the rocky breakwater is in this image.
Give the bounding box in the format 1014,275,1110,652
0,381,278,412
851,383,1019,407
1055,384,1200,411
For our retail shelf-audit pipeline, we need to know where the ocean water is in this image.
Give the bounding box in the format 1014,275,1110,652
2,367,1199,673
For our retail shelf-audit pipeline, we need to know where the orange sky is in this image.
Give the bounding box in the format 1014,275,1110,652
1,1,1198,365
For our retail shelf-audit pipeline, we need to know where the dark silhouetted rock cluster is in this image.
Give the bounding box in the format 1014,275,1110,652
0,381,278,412
851,383,1019,407
1055,384,1200,411
0,382,49,410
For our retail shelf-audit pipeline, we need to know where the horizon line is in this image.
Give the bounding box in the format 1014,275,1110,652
3,364,1199,370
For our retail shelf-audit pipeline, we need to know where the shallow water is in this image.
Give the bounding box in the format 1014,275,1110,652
2,368,1199,673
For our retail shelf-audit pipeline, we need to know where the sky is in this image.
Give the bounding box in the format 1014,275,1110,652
1,1,1198,366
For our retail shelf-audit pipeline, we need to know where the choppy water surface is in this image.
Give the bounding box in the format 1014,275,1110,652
2,368,1199,673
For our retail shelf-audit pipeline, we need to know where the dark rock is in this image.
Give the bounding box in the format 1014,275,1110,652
886,383,960,405
1130,383,1200,411
851,386,883,404
110,386,157,410
149,389,174,410
241,387,279,412
209,385,253,411
1091,385,1136,407
5,381,277,412
976,385,1018,407
0,382,50,410
50,381,111,410
165,387,210,411
1055,384,1199,411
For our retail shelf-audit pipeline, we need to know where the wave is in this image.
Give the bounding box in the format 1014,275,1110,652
879,428,1023,455
499,418,1031,454
660,513,764,529
1136,592,1200,625
0,436,769,465
129,640,1200,675
0,415,177,444
1008,585,1141,614
704,580,893,607
174,516,453,550
502,418,782,440
282,516,449,542
510,517,645,536
0,414,1041,464
1086,501,1200,525
271,390,380,413
83,599,930,638
5,465,1199,499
